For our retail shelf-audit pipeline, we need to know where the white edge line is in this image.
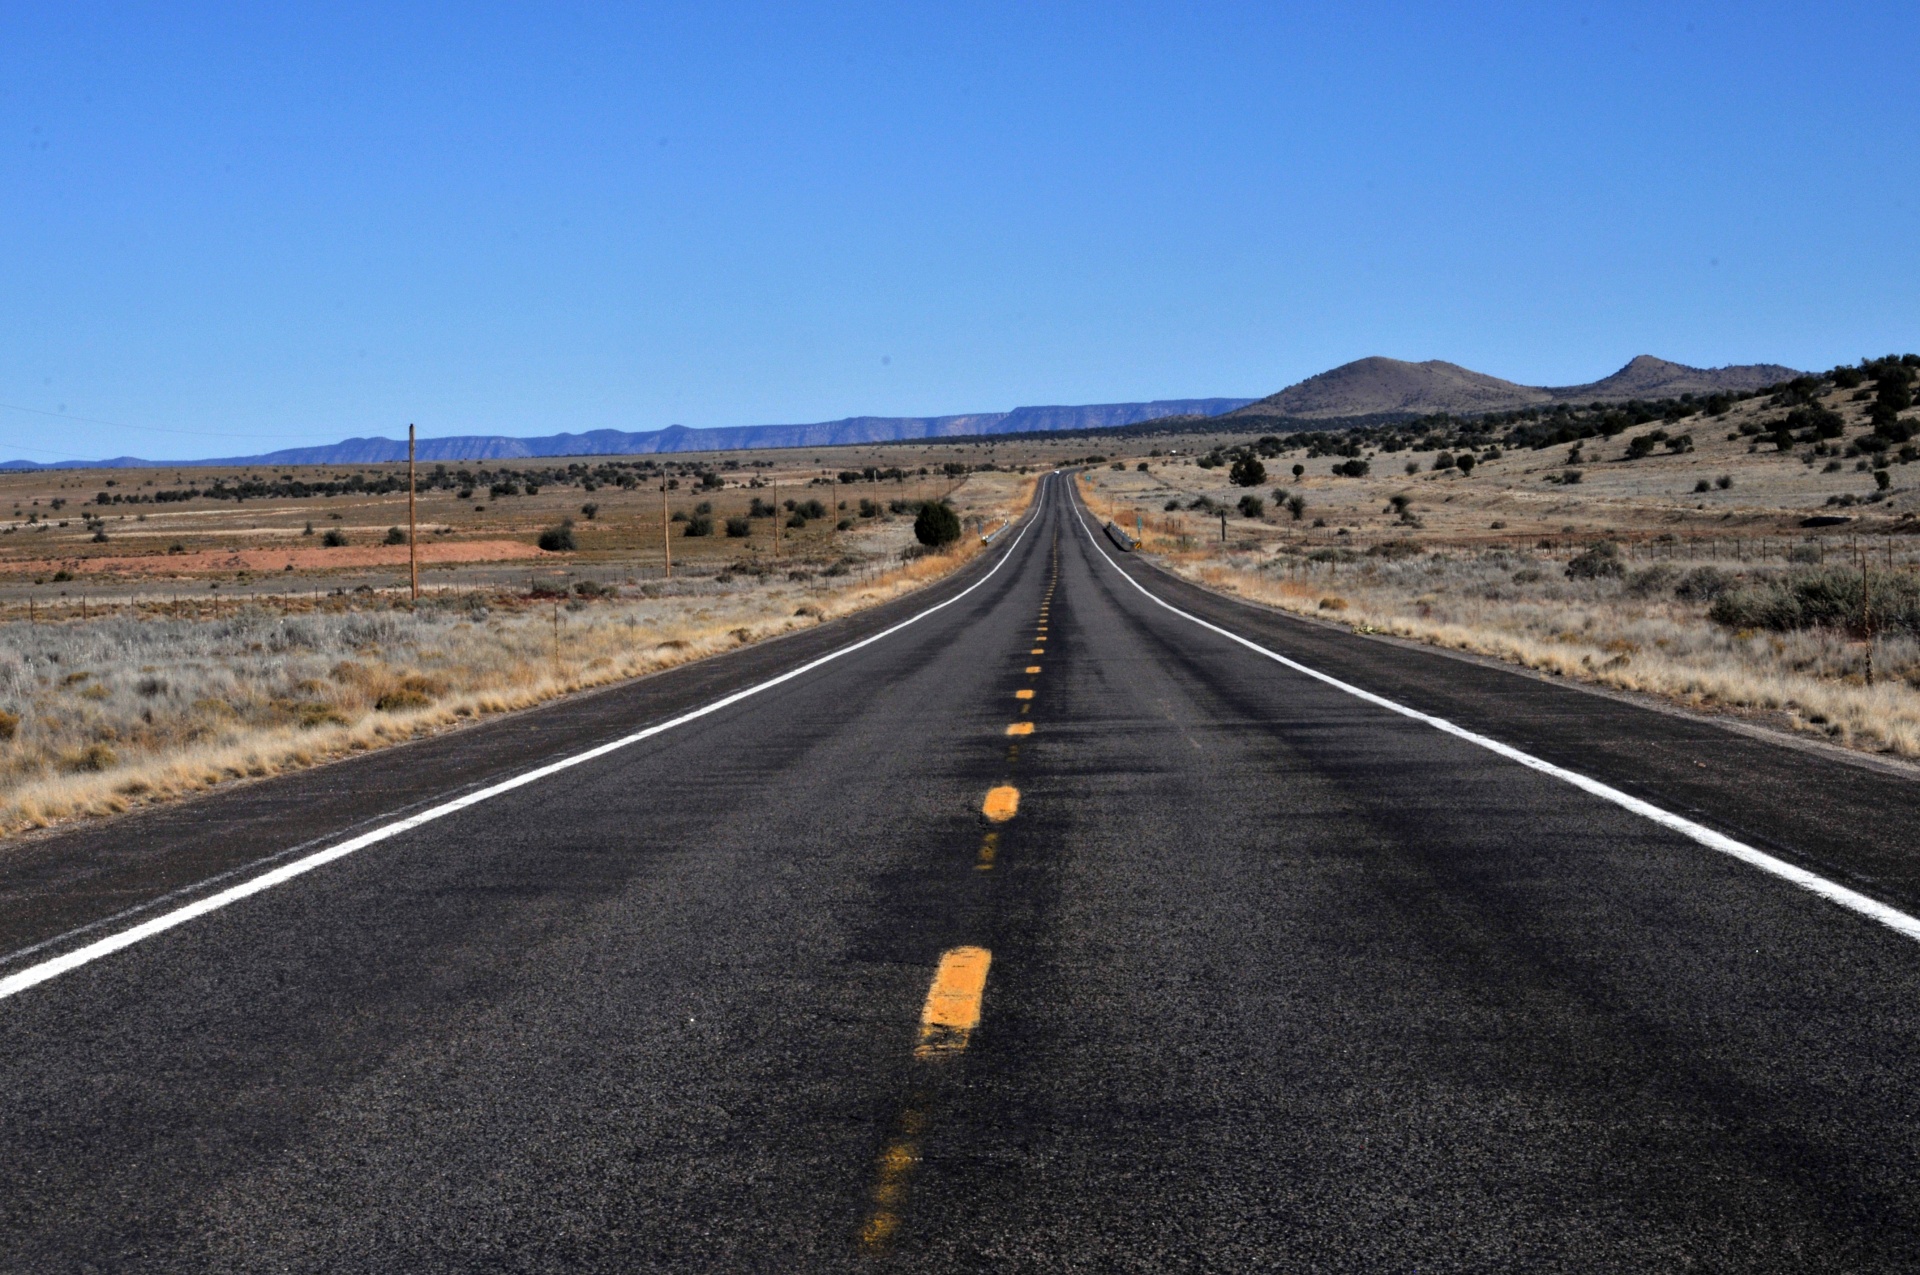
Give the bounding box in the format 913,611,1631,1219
1066,479,1920,945
0,480,1050,1003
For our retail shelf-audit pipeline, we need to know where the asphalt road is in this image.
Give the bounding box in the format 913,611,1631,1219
6,472,1920,1271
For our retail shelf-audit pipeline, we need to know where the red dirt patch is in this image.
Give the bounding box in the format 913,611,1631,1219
6,540,551,576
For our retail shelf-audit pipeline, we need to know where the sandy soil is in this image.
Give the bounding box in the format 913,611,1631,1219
14,540,549,576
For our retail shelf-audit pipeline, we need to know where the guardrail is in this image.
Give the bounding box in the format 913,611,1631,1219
1103,520,1136,552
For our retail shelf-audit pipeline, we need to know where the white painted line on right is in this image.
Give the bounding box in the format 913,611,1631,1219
1070,488,1920,945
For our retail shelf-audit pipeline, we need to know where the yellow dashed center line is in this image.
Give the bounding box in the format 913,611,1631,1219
1030,647,1044,655
982,784,1020,820
1015,688,1035,700
1025,665,1042,674
914,945,993,1059
1005,721,1033,736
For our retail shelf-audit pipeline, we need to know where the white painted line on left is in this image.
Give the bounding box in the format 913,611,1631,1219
0,481,1048,1004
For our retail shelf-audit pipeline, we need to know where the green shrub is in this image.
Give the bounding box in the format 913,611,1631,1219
538,524,577,552
914,500,961,546
1710,568,1920,635
683,515,713,537
725,516,751,537
1565,542,1623,580
1229,456,1266,487
322,529,348,547
385,526,407,545
1237,495,1265,518
580,503,599,520
1674,566,1731,602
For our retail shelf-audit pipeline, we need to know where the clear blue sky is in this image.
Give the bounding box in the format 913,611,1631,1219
3,2,1916,461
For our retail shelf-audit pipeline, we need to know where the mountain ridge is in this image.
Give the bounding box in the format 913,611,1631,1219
0,398,1254,470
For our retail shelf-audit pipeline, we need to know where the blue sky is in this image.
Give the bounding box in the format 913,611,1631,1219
3,2,1916,461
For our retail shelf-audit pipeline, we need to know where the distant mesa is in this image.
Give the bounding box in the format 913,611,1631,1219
1227,354,1804,421
0,399,1255,471
1,354,1812,470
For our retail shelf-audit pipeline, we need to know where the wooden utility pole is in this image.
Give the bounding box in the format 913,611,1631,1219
661,479,672,579
407,423,419,601
1862,541,1875,687
773,481,781,560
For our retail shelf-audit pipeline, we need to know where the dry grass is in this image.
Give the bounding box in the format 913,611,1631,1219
0,472,1033,839
1078,470,1920,758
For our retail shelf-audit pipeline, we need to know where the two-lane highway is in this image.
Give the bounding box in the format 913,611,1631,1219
5,472,1920,1270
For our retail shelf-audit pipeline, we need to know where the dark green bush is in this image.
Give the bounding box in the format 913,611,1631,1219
725,516,751,537
1237,495,1265,517
683,515,713,537
322,528,348,547
384,526,407,545
1229,456,1266,487
914,500,961,546
538,524,577,551
1565,542,1623,580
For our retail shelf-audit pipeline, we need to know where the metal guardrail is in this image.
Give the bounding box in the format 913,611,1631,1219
1103,520,1136,552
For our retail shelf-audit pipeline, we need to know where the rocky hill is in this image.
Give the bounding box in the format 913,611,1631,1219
1228,355,1802,421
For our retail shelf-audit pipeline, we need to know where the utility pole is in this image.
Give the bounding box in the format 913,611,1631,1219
1219,510,1228,542
661,478,672,579
1862,541,1875,687
407,423,419,602
773,480,781,560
